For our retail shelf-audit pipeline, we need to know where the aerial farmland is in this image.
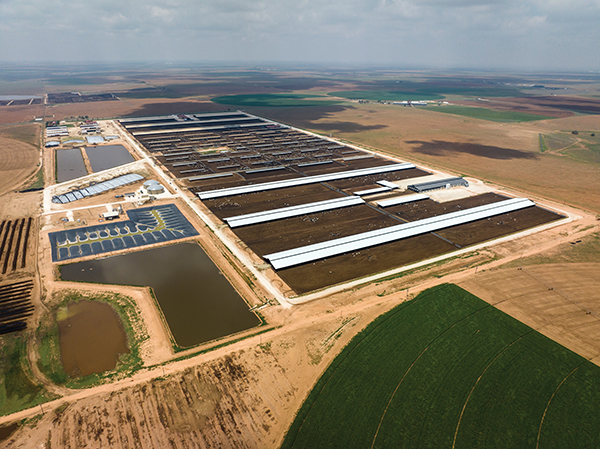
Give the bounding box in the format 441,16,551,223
0,66,599,448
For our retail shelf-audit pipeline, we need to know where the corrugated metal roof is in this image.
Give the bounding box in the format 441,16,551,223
197,163,415,200
265,197,534,269
52,174,143,204
354,186,392,196
408,177,468,192
225,196,365,228
377,194,429,207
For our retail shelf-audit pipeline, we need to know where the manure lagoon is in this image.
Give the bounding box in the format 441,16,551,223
60,243,260,348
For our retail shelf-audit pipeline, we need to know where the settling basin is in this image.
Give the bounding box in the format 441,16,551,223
56,148,88,183
0,423,19,443
85,144,134,172
58,300,130,377
60,243,261,348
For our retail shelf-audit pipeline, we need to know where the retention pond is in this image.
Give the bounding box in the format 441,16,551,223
57,300,129,377
85,144,134,172
56,148,88,183
60,243,260,348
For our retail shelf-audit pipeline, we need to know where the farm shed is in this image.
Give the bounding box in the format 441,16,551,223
408,177,468,193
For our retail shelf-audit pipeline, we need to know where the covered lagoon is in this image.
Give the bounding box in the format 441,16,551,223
60,243,261,348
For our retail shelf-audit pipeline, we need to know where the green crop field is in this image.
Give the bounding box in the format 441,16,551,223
211,93,342,107
427,105,554,122
282,284,600,449
327,90,444,101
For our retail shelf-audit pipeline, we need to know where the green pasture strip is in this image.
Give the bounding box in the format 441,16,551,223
540,132,579,152
327,90,444,101
36,317,68,385
428,105,554,122
414,86,524,98
211,93,342,107
282,284,600,449
0,334,58,416
539,133,549,152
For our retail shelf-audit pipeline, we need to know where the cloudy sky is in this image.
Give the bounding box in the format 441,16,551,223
0,0,599,71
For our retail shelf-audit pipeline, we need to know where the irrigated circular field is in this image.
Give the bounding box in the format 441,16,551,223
0,136,39,195
282,284,600,448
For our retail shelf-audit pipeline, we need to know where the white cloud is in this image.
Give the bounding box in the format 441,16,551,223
0,0,597,70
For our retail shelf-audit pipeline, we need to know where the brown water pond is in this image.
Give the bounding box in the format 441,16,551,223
0,423,19,443
60,243,261,348
57,300,129,377
85,144,134,172
56,148,88,183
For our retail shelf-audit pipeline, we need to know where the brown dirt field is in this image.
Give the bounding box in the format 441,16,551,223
534,113,600,133
186,171,295,191
44,99,228,122
0,191,43,220
435,206,562,247
256,103,600,213
205,183,343,220
0,104,44,124
293,160,351,175
0,136,40,195
459,263,600,364
232,204,401,257
327,167,429,190
386,192,508,221
452,98,573,118
241,168,305,182
278,232,457,294
0,124,41,148
505,96,600,115
0,285,408,449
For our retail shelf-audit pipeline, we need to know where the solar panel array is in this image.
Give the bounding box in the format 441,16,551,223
264,198,535,269
52,174,143,204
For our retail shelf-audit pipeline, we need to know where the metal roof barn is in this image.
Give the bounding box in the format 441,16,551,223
264,197,534,269
196,163,416,200
408,177,468,193
224,196,365,228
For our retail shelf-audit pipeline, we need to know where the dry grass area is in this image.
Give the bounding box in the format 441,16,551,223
0,282,405,449
459,263,600,365
1,84,599,446
45,98,227,122
452,98,573,118
254,104,600,212
0,104,43,124
0,135,40,196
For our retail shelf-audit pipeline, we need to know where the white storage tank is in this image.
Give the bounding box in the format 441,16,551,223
147,183,165,195
143,179,160,188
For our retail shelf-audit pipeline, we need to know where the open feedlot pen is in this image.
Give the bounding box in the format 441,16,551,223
118,112,567,297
